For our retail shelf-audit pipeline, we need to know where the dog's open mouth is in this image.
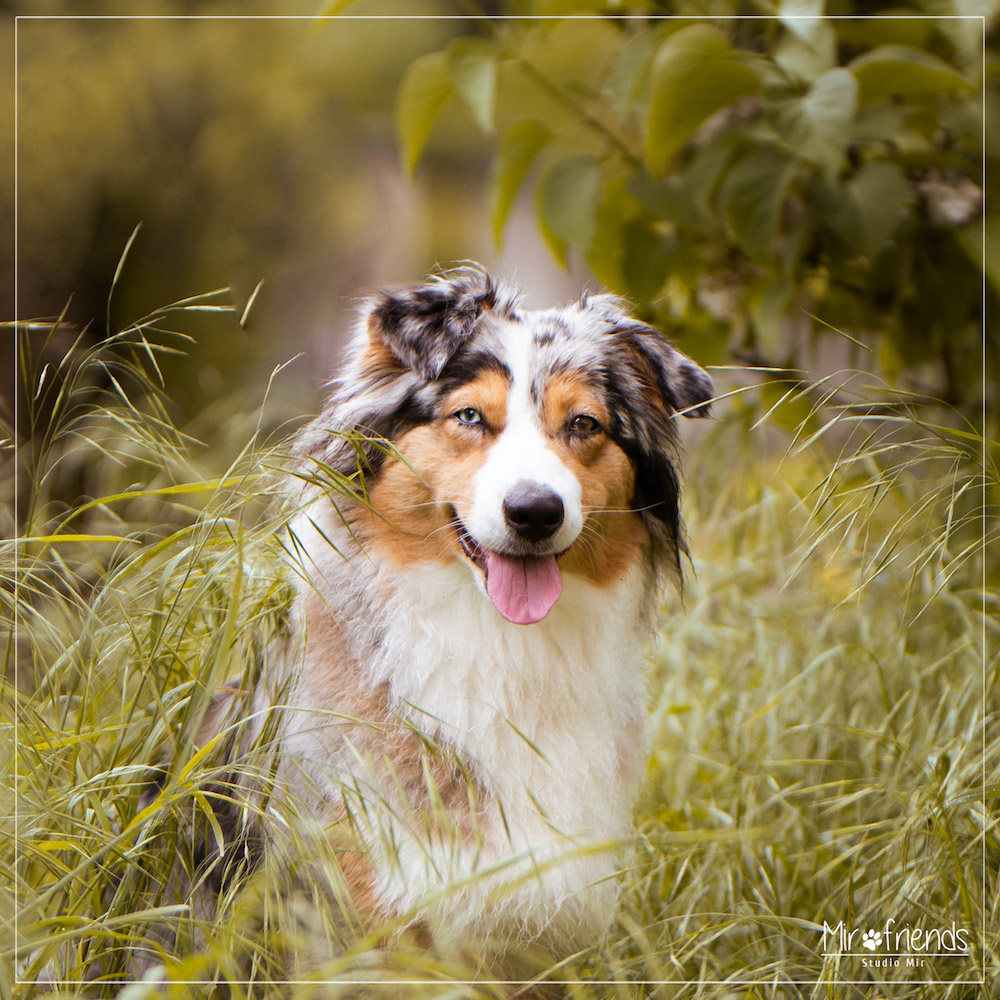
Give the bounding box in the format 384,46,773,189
456,521,564,626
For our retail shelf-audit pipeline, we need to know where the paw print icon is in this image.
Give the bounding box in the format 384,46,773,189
861,929,883,951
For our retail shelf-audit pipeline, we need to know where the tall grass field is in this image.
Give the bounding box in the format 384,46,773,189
3,297,996,998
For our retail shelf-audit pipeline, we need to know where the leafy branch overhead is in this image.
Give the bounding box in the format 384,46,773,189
395,10,993,409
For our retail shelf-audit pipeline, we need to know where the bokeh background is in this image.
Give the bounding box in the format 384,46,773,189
7,2,995,453
7,3,597,454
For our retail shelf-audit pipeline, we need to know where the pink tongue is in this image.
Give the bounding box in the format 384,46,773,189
484,552,563,625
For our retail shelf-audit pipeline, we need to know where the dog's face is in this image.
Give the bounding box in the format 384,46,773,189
319,268,713,625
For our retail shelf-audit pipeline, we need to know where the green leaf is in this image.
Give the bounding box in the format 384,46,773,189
489,119,552,247
721,146,798,262
645,24,761,175
750,272,796,357
773,25,837,84
603,28,659,119
682,139,739,218
447,37,499,135
787,67,858,178
832,161,911,258
778,0,826,46
849,45,972,106
586,184,627,291
396,51,453,174
801,67,858,129
585,175,661,295
853,161,911,256
620,218,674,302
537,208,569,268
836,14,934,51
536,154,603,262
956,213,1000,293
521,17,622,91
627,172,702,230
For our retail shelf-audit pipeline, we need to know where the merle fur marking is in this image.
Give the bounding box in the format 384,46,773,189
370,268,516,381
297,266,713,566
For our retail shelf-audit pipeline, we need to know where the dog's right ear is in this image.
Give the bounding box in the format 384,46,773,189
366,267,505,381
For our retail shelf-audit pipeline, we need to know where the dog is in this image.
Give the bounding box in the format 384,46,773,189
194,264,713,971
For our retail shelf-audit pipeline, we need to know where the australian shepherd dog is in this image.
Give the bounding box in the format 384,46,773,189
195,265,712,973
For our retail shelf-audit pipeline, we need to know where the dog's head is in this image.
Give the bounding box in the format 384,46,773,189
304,266,713,625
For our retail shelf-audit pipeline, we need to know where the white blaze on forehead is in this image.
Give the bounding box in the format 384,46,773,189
465,319,583,554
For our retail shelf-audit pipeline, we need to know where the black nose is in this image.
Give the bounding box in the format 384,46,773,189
502,480,565,543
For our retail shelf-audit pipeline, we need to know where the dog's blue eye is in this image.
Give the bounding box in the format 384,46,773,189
455,407,483,426
569,414,601,434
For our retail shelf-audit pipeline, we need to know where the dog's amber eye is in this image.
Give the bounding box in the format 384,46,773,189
455,407,483,426
569,414,601,435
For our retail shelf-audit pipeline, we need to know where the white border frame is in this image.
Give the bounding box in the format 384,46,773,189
11,8,990,991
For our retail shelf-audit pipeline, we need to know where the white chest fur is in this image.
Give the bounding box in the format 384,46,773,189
363,559,649,943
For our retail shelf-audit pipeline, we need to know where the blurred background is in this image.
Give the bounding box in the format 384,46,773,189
6,1,594,451
6,0,994,467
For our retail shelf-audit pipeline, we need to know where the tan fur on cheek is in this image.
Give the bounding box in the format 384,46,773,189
359,370,510,569
541,375,649,585
558,439,649,585
359,428,454,568
358,436,489,569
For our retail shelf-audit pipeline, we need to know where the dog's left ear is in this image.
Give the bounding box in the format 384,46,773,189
616,323,714,418
582,293,713,417
368,268,502,381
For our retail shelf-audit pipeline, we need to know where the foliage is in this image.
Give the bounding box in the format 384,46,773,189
396,4,996,410
8,8,460,425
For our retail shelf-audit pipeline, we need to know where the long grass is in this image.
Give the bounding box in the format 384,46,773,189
2,307,996,998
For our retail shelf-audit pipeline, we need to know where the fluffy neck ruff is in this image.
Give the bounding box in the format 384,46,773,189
284,505,654,946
